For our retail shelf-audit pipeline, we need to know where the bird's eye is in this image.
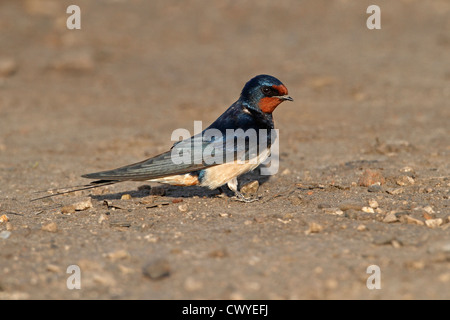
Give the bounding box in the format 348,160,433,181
262,86,273,96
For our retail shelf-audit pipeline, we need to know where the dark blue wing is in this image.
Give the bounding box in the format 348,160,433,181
82,101,275,181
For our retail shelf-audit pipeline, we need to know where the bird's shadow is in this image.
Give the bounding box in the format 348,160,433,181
90,167,271,201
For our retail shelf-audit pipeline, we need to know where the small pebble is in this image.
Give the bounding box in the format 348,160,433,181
391,240,403,248
98,214,108,224
61,205,75,214
305,222,323,234
118,265,135,275
240,180,259,196
425,218,443,229
356,224,367,231
423,206,435,214
399,215,424,226
121,194,132,200
109,221,131,228
339,202,363,211
394,211,410,219
0,214,9,223
63,199,93,213
0,230,11,239
367,184,383,193
383,213,398,223
373,235,400,246
419,187,433,193
178,204,188,212
46,264,62,273
396,175,415,186
6,222,13,231
345,209,372,220
361,206,375,214
386,188,404,195
358,169,385,187
0,58,18,77
399,166,415,177
322,207,343,215
73,199,93,211
368,199,379,209
142,259,171,280
105,250,130,261
144,234,159,243
41,222,58,233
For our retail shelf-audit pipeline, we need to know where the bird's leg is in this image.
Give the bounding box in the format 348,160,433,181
233,190,260,203
227,178,259,203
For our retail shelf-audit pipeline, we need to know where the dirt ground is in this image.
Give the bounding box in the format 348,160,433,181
0,0,449,300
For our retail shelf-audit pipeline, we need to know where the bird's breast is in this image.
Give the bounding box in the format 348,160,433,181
199,147,271,190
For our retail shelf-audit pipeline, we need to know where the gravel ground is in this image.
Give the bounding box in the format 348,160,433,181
0,0,449,299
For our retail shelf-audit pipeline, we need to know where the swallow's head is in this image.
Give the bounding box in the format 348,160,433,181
239,74,293,114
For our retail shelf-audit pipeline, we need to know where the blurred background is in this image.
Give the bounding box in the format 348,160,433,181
1,0,449,178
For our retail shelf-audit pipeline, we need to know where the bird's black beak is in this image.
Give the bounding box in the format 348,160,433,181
278,95,294,101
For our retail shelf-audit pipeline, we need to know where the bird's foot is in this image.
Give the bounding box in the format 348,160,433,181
232,191,260,203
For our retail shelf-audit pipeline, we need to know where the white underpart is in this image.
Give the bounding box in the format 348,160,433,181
200,147,271,190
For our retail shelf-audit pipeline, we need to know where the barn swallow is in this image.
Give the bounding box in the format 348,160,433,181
33,75,292,202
